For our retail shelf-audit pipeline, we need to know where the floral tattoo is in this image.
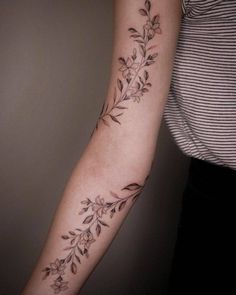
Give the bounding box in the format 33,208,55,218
42,177,148,293
96,0,161,129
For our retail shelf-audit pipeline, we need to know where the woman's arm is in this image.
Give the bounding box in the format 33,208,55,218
21,1,182,294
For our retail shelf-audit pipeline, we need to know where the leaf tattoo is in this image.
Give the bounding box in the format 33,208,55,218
96,0,161,129
41,177,148,293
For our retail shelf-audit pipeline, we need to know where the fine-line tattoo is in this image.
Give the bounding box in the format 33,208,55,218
42,1,159,293
96,0,161,129
41,176,149,293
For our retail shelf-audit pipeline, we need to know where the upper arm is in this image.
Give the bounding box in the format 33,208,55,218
88,0,182,175
111,0,182,106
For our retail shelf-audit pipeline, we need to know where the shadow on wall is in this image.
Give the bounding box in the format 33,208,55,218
0,1,189,294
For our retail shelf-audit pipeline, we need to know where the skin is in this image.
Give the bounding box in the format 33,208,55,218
21,1,182,294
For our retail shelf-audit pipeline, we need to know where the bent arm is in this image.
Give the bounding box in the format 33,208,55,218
21,1,182,294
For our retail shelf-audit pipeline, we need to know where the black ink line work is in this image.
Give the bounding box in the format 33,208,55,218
42,178,148,294
96,0,161,129
42,1,158,293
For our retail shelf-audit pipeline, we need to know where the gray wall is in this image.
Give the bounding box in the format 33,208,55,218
0,1,189,294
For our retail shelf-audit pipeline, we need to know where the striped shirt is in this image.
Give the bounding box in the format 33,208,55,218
164,0,236,171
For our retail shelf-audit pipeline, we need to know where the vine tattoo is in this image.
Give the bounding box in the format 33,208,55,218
96,0,161,129
42,178,148,293
42,1,157,293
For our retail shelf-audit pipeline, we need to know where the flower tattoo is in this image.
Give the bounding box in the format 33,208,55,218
50,259,66,276
42,178,148,293
96,0,161,129
42,1,158,293
50,277,69,294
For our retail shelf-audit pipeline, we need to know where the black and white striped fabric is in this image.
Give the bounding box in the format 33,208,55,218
164,0,236,170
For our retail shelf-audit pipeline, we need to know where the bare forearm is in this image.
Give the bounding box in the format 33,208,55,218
22,1,181,294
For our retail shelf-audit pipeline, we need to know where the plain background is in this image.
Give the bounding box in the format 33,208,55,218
0,1,189,294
